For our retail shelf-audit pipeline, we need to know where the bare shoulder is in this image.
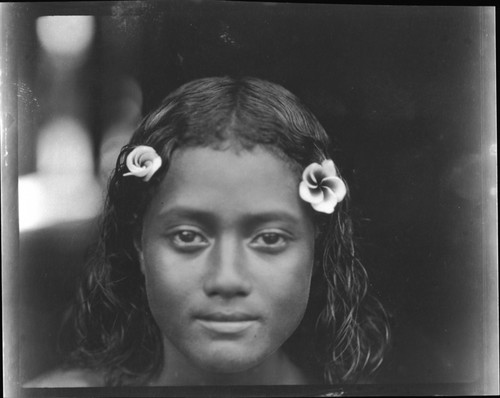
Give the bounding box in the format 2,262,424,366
23,368,105,388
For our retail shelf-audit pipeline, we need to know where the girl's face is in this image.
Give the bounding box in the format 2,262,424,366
139,145,315,378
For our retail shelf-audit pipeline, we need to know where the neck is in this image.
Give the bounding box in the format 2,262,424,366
150,340,309,386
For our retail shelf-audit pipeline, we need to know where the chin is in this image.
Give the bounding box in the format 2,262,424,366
192,348,266,374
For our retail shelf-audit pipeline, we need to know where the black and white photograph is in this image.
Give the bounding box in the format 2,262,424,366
1,1,497,396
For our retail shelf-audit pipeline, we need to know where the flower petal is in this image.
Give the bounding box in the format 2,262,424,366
322,185,338,204
321,176,347,202
124,167,148,177
321,159,337,177
123,145,162,181
299,181,324,204
302,162,322,188
142,156,162,181
312,186,338,214
299,159,346,214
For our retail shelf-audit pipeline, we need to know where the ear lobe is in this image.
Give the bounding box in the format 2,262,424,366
134,238,146,275
139,251,146,275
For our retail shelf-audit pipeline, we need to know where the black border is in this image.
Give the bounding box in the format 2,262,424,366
1,2,497,396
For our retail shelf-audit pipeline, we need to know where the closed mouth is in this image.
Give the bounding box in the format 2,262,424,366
196,312,259,322
196,319,257,334
195,312,259,334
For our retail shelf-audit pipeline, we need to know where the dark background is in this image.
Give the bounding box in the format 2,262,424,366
7,1,496,391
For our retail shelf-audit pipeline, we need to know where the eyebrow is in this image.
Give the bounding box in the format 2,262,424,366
157,207,301,228
157,207,218,225
240,211,301,228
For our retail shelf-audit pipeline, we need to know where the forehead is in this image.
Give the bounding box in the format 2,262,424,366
147,146,307,219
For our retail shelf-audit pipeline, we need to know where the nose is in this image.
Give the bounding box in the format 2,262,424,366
203,235,252,298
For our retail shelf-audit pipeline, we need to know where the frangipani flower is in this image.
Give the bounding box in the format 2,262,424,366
299,159,347,214
124,145,162,182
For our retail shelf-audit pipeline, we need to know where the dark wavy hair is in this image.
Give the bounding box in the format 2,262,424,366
60,76,390,386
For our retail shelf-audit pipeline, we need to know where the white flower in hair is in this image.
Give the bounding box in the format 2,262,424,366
299,159,347,214
123,145,162,182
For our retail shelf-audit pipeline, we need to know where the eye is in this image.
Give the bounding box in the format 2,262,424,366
249,231,290,252
169,229,209,251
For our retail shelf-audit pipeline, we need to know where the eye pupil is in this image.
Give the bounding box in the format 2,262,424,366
179,231,196,242
262,233,280,245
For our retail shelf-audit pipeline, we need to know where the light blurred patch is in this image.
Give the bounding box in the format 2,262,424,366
37,117,94,173
19,117,103,232
36,15,95,59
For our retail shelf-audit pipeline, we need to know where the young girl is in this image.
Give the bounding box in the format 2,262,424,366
26,76,389,387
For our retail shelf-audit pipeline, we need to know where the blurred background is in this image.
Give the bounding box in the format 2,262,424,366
4,0,496,389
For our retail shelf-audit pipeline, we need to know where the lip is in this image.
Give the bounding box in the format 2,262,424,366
196,312,259,322
196,319,257,334
195,312,259,334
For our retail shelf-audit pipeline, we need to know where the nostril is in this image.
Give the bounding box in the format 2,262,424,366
203,238,252,297
203,261,252,297
203,269,252,298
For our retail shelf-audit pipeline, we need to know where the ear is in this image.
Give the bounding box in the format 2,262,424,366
134,236,146,275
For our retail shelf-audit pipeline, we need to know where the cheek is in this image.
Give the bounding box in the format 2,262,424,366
266,249,314,336
142,265,199,345
141,245,195,321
